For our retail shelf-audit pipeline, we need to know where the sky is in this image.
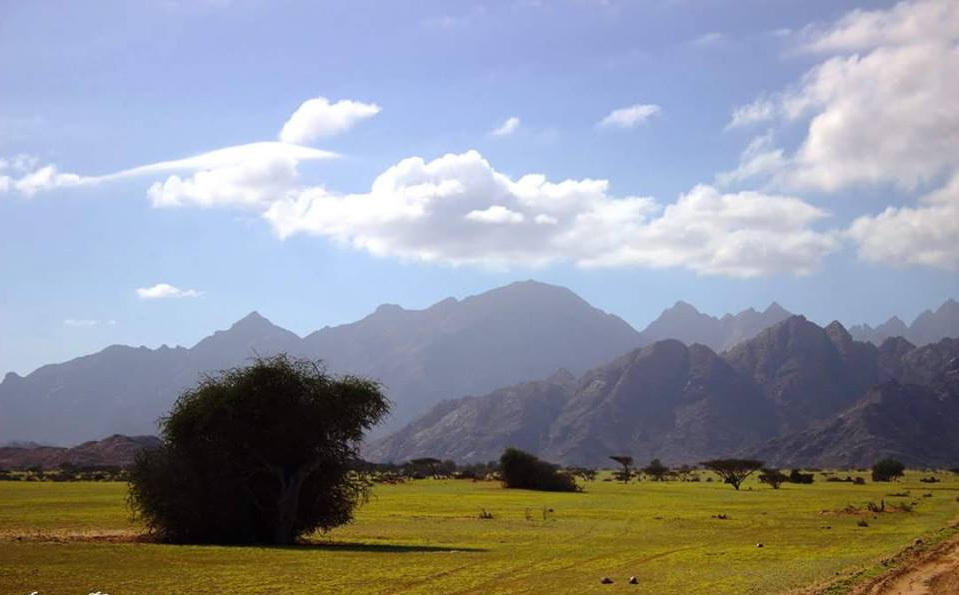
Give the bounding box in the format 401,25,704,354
1,0,957,376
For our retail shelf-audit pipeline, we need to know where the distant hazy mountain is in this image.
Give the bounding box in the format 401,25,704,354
638,301,792,352
0,281,642,445
849,299,959,346
369,318,959,467
300,280,642,429
0,313,303,447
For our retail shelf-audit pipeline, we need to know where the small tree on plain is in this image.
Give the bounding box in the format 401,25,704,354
643,459,670,481
759,468,788,489
871,458,906,482
609,455,634,484
788,469,815,484
409,457,442,478
701,459,764,490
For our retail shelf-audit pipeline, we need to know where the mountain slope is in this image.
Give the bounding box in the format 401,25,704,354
750,339,959,468
371,339,780,466
542,341,777,465
722,317,881,433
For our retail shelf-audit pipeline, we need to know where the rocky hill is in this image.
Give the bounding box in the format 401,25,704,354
0,434,161,470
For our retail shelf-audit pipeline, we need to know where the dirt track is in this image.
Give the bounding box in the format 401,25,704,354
856,535,959,595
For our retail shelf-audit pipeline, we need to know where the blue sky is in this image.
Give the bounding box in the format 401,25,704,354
1,0,957,375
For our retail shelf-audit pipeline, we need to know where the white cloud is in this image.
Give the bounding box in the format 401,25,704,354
726,97,776,129
105,142,336,180
490,116,520,137
0,142,337,199
721,0,959,273
847,172,959,270
0,154,38,173
466,205,525,224
578,184,838,277
147,153,298,209
136,283,203,300
780,42,959,192
599,104,661,128
728,0,959,192
716,132,786,187
13,165,88,195
801,0,959,53
64,319,117,328
689,32,727,48
264,150,836,276
278,96,380,145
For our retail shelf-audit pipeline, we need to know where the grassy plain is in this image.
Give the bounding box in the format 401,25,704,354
1,471,957,594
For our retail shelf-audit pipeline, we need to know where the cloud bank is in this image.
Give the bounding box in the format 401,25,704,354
263,150,836,276
724,0,959,270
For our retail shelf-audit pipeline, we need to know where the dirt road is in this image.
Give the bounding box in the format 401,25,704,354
858,536,959,595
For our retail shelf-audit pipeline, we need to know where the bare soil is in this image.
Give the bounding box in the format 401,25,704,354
855,534,959,595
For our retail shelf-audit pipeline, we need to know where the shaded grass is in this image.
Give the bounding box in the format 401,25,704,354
1,471,957,594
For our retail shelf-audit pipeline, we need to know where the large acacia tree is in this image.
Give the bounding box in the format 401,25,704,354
128,355,389,545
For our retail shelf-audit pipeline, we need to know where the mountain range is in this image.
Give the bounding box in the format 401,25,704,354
1,281,637,444
848,299,959,346
1,280,956,469
369,318,959,468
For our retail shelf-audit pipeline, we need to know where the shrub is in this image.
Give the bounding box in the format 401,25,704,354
872,458,906,482
500,448,579,492
788,469,814,484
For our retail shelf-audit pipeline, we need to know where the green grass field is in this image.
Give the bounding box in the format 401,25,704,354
1,472,957,594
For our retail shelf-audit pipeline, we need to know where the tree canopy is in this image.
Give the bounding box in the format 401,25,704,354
701,459,764,490
643,459,670,481
500,448,579,492
758,468,788,489
871,458,906,482
128,355,389,545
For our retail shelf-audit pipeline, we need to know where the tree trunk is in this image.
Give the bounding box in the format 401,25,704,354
271,461,319,545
